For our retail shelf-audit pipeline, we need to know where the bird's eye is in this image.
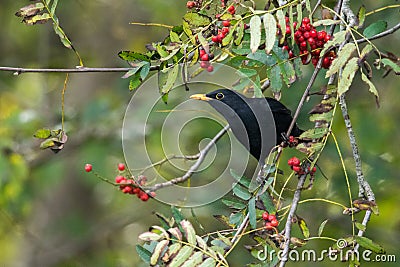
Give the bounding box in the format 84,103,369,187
216,92,224,100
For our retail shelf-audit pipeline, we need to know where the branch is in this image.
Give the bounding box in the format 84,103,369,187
278,172,307,267
145,125,229,192
0,66,160,74
356,22,400,44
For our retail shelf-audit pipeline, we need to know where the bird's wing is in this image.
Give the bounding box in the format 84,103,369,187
265,97,293,115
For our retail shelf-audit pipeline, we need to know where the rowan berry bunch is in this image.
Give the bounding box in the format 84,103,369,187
262,211,279,230
287,157,317,176
84,163,153,202
280,17,336,68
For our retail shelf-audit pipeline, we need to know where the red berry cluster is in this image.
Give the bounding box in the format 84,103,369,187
262,212,279,230
211,19,231,45
199,48,214,72
281,17,336,68
287,157,317,175
115,172,151,202
186,1,197,9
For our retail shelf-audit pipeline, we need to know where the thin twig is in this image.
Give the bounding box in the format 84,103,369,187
145,125,229,192
356,22,400,44
0,66,160,74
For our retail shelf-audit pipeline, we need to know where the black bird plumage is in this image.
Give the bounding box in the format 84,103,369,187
190,89,303,162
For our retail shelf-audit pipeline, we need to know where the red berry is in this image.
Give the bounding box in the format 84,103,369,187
262,212,269,221
122,186,132,194
312,49,321,56
292,157,300,166
292,165,301,172
227,5,235,14
84,164,92,172
118,163,125,171
305,24,312,31
211,35,218,43
293,22,298,28
282,45,289,51
307,37,315,45
310,44,317,50
215,14,222,20
186,1,195,9
115,175,125,183
222,20,230,27
323,56,330,65
302,17,310,25
270,219,279,227
207,65,214,72
140,193,149,201
265,222,274,230
288,50,294,58
303,31,310,39
244,23,250,29
267,214,276,221
317,31,326,40
221,27,229,35
217,33,225,42
298,36,305,43
316,40,324,47
288,136,295,143
310,29,317,38
285,16,290,23
324,34,331,42
300,41,307,49
132,187,142,195
201,54,209,61
200,61,209,68
294,30,302,39
312,167,317,173
150,191,156,197
199,49,206,57
312,57,319,66
285,26,291,34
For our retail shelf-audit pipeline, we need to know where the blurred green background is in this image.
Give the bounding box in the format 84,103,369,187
0,0,399,266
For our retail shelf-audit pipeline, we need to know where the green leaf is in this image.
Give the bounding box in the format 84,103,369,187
53,20,72,49
296,142,324,155
168,245,194,267
118,51,150,62
34,128,51,139
320,30,347,57
222,198,246,210
296,4,302,26
318,219,328,237
305,0,311,14
361,71,379,104
140,62,151,80
263,13,276,54
229,212,243,226
222,21,237,46
326,43,356,78
129,73,142,91
239,68,258,77
156,44,169,58
299,127,329,139
360,44,373,58
354,236,385,254
170,31,181,43
233,184,251,200
158,64,179,95
230,169,251,188
138,232,163,242
282,61,296,86
268,65,282,93
259,190,275,213
136,245,152,264
50,0,59,15
297,217,310,238
180,220,196,245
289,6,295,46
150,240,169,265
357,5,366,28
198,257,216,267
183,12,212,27
24,13,51,25
181,251,203,266
171,206,184,224
250,15,262,53
381,58,400,73
363,20,387,38
312,19,340,27
355,222,366,231
338,57,359,96
309,110,334,122
39,139,55,149
276,10,286,44
248,197,257,229
234,21,245,46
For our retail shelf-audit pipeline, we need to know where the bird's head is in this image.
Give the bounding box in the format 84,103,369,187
190,89,245,107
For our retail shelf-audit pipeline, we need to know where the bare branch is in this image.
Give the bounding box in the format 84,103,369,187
356,22,400,44
0,66,160,74
145,125,229,192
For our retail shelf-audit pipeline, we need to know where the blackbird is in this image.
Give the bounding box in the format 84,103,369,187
190,89,303,162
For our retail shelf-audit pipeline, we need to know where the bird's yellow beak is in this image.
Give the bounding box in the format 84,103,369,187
190,94,212,101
